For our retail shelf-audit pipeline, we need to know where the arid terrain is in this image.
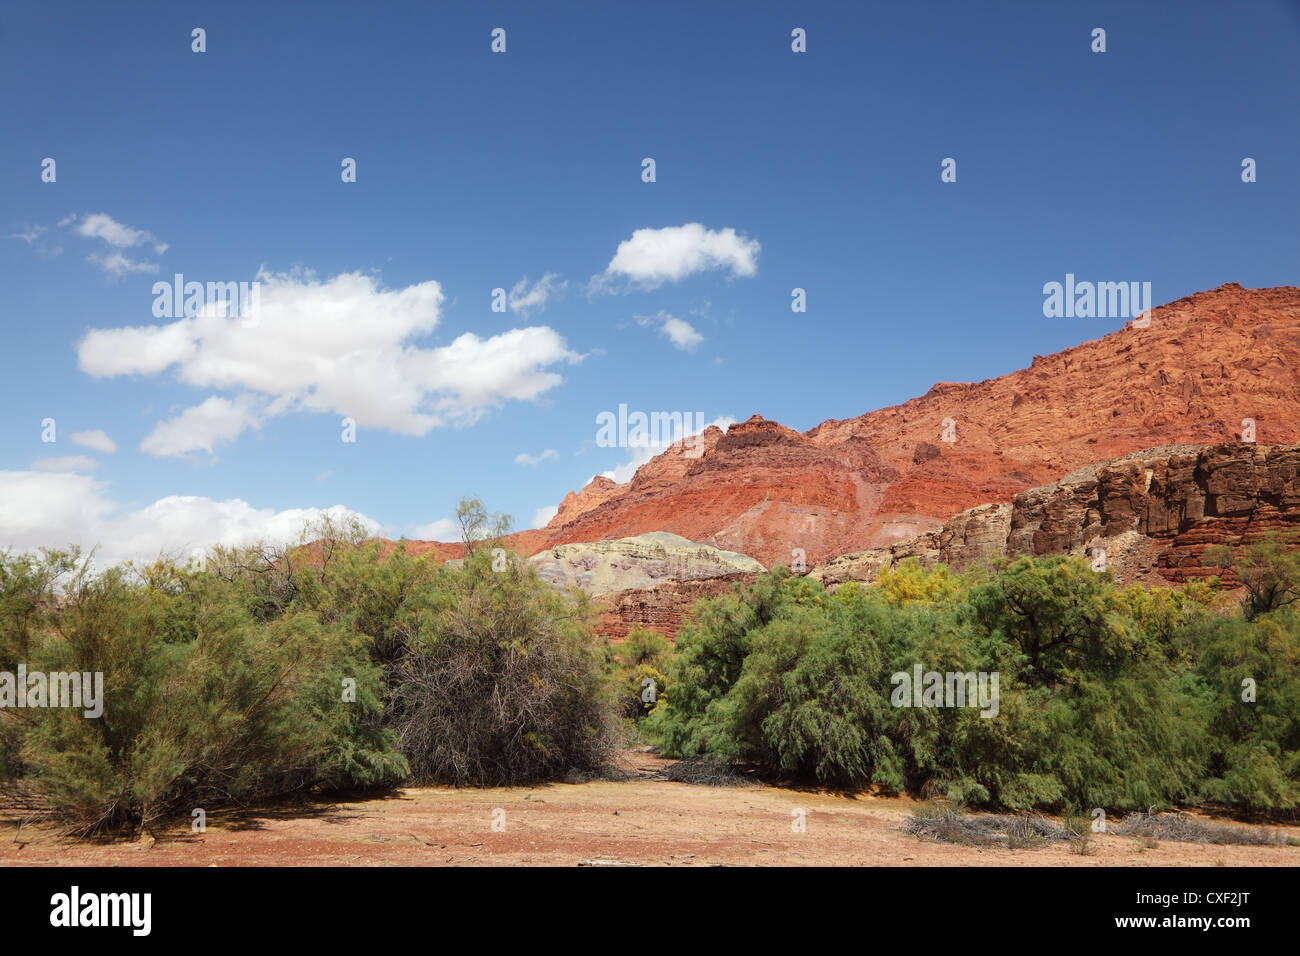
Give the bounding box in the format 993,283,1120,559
3,753,1296,867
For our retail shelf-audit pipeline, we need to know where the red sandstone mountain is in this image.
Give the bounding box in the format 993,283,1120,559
521,283,1300,568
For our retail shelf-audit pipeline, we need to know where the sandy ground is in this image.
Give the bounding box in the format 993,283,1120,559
2,753,1297,867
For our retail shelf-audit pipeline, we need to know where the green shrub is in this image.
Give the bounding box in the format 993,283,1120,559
644,549,1300,816
604,627,674,721
386,549,618,786
1192,611,1300,811
0,551,406,832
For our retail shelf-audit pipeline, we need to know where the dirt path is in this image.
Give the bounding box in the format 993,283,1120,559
2,754,1297,867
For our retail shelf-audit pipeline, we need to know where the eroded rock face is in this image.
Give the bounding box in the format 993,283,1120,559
526,284,1300,568
809,443,1300,589
596,574,754,643
527,531,765,598
597,443,1300,638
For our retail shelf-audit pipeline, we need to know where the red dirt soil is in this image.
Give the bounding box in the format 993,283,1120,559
3,753,1296,867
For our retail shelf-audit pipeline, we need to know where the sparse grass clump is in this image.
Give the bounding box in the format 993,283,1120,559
1062,808,1096,855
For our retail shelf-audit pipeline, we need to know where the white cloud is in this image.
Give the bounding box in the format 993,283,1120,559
0,472,114,550
74,213,156,249
140,395,261,458
635,311,704,351
660,316,704,351
515,449,559,466
600,416,735,483
508,273,566,318
531,505,558,529
31,456,99,473
87,251,159,277
78,269,582,452
0,471,380,568
78,318,199,378
409,517,460,541
593,223,760,292
70,429,117,454
71,213,167,277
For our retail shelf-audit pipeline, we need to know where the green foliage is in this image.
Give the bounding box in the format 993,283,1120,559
644,567,822,758
6,520,1297,827
604,627,674,721
454,496,513,558
0,501,624,828
0,550,406,832
1192,610,1300,811
873,559,969,609
967,556,1150,686
1207,530,1300,621
646,544,1300,816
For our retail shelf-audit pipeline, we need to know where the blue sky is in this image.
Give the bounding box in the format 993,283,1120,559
2,0,1299,562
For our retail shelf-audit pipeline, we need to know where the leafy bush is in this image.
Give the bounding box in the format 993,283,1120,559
645,542,1300,816
0,550,405,832
0,497,626,827
604,627,674,721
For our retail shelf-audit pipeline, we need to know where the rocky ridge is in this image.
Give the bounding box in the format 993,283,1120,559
526,531,765,597
526,284,1300,568
598,442,1300,638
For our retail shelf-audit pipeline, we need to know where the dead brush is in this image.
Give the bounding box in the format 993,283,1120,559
1116,811,1288,846
902,805,1069,848
655,757,750,787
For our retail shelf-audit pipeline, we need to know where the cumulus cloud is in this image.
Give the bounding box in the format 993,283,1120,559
592,223,760,293
78,269,582,454
0,471,379,568
70,429,117,454
508,273,566,318
31,456,99,473
514,449,559,466
0,472,114,550
140,395,261,458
